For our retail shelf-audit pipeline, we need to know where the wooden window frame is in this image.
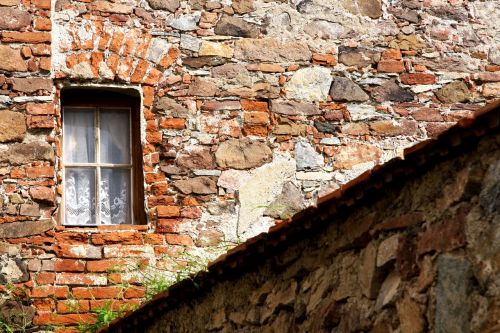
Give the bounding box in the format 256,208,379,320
61,89,146,225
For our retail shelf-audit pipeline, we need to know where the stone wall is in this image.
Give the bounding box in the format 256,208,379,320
110,124,500,333
0,0,499,330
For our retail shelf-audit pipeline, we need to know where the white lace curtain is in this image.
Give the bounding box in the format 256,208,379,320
63,108,131,225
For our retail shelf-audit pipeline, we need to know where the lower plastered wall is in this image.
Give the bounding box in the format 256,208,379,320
118,131,500,333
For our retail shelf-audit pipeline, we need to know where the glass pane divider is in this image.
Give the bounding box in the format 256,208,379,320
96,108,101,226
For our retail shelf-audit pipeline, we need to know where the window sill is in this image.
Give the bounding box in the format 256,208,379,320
55,224,150,232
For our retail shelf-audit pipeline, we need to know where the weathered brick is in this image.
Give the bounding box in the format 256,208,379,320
55,244,102,259
165,234,194,246
400,73,436,85
54,259,85,272
159,118,185,129
32,286,69,298
377,60,405,73
2,32,51,43
91,232,143,245
55,273,107,286
157,205,181,218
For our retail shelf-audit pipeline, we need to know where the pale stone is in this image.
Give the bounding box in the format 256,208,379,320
199,41,234,58
295,141,324,171
180,34,201,52
147,0,180,11
435,81,471,103
168,13,200,31
217,169,252,193
377,234,399,267
234,38,311,62
482,82,500,97
215,138,272,170
0,142,54,165
147,38,170,63
0,8,31,30
347,104,389,121
238,157,295,235
488,46,500,65
320,138,341,145
285,67,332,102
296,171,333,181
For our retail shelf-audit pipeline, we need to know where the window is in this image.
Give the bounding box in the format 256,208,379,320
61,89,145,225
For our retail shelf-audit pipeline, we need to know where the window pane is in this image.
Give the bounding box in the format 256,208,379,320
65,168,96,225
63,108,95,163
100,168,131,224
100,109,130,164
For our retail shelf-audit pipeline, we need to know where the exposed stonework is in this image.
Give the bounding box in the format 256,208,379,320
0,0,499,330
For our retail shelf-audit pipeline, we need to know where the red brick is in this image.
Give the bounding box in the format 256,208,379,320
159,118,185,129
156,219,182,233
90,299,140,311
72,286,122,299
86,259,142,272
55,232,89,245
143,234,164,245
244,112,269,125
55,273,107,285
34,17,51,31
400,73,436,85
124,286,145,298
32,0,51,9
145,172,165,184
36,272,55,285
32,286,69,298
27,115,55,129
91,231,143,245
159,47,180,68
2,32,51,43
32,299,55,312
26,102,55,115
57,300,90,314
165,234,194,246
26,166,54,178
181,207,202,219
312,53,337,66
241,100,268,112
243,125,269,137
157,205,181,218
130,59,149,83
55,244,102,259
377,60,405,73
54,259,85,272
30,186,55,203
382,49,402,60
33,313,95,326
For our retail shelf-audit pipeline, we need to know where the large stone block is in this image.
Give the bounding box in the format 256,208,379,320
0,142,54,165
0,111,26,143
285,67,332,102
234,38,311,62
0,45,27,72
0,219,53,238
0,8,31,30
215,138,272,170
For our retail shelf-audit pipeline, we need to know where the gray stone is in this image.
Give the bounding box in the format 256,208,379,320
234,38,312,63
479,157,500,214
295,141,323,171
20,204,40,217
371,80,415,103
488,46,500,66
214,16,260,38
338,46,380,67
0,219,53,238
0,257,28,284
264,182,304,219
147,0,179,11
329,77,369,102
11,78,52,93
314,121,338,134
168,13,200,31
436,255,471,333
155,97,189,118
435,81,471,104
285,67,333,102
146,38,170,63
0,243,20,256
0,111,26,143
0,8,31,30
0,142,54,165
270,100,321,116
9,194,24,204
173,177,217,195
180,34,201,52
0,46,27,72
215,138,272,170
187,77,220,97
358,241,380,299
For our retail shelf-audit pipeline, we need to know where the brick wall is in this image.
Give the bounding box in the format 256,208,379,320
106,122,500,333
0,0,499,331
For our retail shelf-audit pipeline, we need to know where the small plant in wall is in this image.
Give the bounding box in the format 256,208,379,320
76,302,132,333
0,283,36,333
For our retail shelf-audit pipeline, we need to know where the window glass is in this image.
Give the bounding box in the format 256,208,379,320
100,109,130,164
65,168,96,225
63,108,95,163
100,168,131,225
